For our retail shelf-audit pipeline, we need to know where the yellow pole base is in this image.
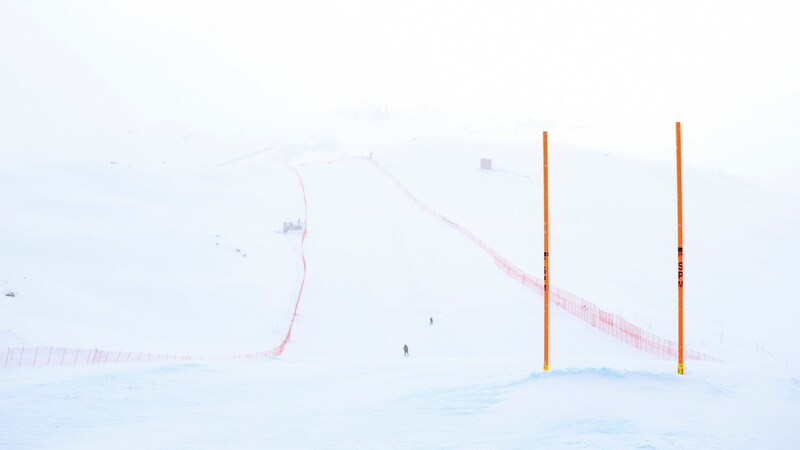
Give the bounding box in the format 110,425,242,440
543,364,549,372
678,363,684,375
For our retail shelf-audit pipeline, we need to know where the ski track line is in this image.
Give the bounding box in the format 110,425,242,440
215,144,279,167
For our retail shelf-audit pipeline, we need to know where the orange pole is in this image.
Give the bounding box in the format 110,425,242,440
676,122,684,375
543,131,550,371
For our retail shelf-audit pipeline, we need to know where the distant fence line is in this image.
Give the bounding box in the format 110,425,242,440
1,345,288,369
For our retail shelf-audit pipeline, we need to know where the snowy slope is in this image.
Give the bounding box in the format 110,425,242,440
1,133,799,448
0,160,305,356
3,0,800,446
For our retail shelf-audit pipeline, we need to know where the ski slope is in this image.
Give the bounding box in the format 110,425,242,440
1,137,799,448
3,0,800,446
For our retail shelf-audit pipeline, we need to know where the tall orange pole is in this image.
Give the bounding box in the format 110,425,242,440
543,131,550,372
676,122,685,375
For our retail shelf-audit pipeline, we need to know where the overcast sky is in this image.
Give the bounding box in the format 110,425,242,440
1,1,798,191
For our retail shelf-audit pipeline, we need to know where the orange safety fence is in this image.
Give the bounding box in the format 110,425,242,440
368,158,716,362
1,166,308,369
3,156,716,368
1,345,288,369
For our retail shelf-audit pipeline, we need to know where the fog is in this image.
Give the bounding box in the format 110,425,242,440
2,0,798,190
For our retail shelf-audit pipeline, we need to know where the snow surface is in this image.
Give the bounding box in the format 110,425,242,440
2,1,800,447
1,134,799,448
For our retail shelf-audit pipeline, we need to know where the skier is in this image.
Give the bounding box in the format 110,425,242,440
429,316,433,326
403,344,409,357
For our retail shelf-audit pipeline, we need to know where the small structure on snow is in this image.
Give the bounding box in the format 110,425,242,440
283,218,304,233
480,158,492,170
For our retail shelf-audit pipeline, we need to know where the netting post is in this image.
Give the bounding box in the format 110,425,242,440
676,122,685,375
543,131,550,372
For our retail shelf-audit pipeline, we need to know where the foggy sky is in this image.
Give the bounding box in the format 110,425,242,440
1,1,798,191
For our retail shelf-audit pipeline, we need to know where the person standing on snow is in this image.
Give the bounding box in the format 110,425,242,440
403,344,409,357
429,317,433,326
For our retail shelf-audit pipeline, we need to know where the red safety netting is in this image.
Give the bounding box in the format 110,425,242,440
2,166,308,369
369,158,716,362
2,156,716,368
